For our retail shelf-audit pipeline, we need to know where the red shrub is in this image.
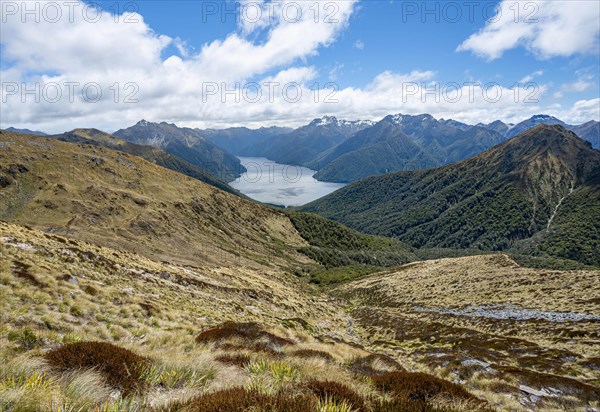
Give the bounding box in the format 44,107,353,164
44,341,149,394
306,380,366,410
214,354,251,367
196,322,294,347
290,349,334,361
372,371,478,403
154,388,317,412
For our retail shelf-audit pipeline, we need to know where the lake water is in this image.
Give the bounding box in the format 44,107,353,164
230,157,345,207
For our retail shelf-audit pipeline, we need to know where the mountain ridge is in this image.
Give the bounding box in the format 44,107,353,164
301,125,600,266
113,120,245,182
48,128,241,196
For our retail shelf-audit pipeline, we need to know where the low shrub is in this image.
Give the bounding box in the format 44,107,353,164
290,349,334,361
370,397,456,412
196,322,294,347
219,341,282,357
13,260,46,288
372,371,478,403
349,353,404,377
305,380,366,410
214,354,251,368
154,387,317,412
44,341,149,394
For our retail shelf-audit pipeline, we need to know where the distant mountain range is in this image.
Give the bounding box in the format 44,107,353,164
5,127,47,136
198,113,600,184
202,126,293,156
301,125,600,267
312,114,507,182
310,114,599,183
252,116,374,166
7,114,599,186
113,120,245,182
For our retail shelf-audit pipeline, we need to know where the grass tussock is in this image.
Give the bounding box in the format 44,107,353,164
290,349,334,362
349,354,405,377
305,380,366,410
372,371,479,403
44,341,149,394
154,387,318,412
196,322,294,347
214,354,252,368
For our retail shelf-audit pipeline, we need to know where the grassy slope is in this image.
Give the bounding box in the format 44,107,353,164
334,254,600,411
50,129,241,196
0,131,307,269
2,129,600,411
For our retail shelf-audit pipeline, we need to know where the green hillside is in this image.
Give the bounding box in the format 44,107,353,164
287,212,417,284
302,125,600,266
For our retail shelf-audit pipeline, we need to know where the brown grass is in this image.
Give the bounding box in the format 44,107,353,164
154,387,317,412
44,341,149,394
305,380,366,410
196,322,294,347
290,349,334,361
372,371,479,403
214,354,252,368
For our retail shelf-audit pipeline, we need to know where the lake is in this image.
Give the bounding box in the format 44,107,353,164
230,157,346,207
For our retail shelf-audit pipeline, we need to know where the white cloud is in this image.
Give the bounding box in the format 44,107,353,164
519,70,543,83
354,40,364,50
1,0,598,133
457,1,600,60
562,79,594,93
551,98,600,124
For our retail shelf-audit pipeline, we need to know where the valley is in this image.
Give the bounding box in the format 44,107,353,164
230,157,345,207
1,124,599,411
3,2,599,410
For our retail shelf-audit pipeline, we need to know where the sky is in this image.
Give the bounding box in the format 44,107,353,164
1,0,599,133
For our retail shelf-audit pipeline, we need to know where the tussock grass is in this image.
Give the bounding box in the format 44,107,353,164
290,349,335,361
372,371,479,403
44,341,149,395
196,322,295,347
154,387,318,412
305,380,366,410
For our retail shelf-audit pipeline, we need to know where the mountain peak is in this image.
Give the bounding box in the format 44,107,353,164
530,114,561,121
310,115,339,126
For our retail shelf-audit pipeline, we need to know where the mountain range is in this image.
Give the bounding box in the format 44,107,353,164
113,120,245,182
252,116,374,166
197,113,600,184
301,125,600,266
309,114,599,183
8,113,598,186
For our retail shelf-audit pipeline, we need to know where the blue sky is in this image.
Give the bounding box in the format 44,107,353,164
1,0,599,132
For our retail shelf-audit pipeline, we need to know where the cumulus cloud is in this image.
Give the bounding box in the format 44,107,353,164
1,0,598,132
457,1,600,60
